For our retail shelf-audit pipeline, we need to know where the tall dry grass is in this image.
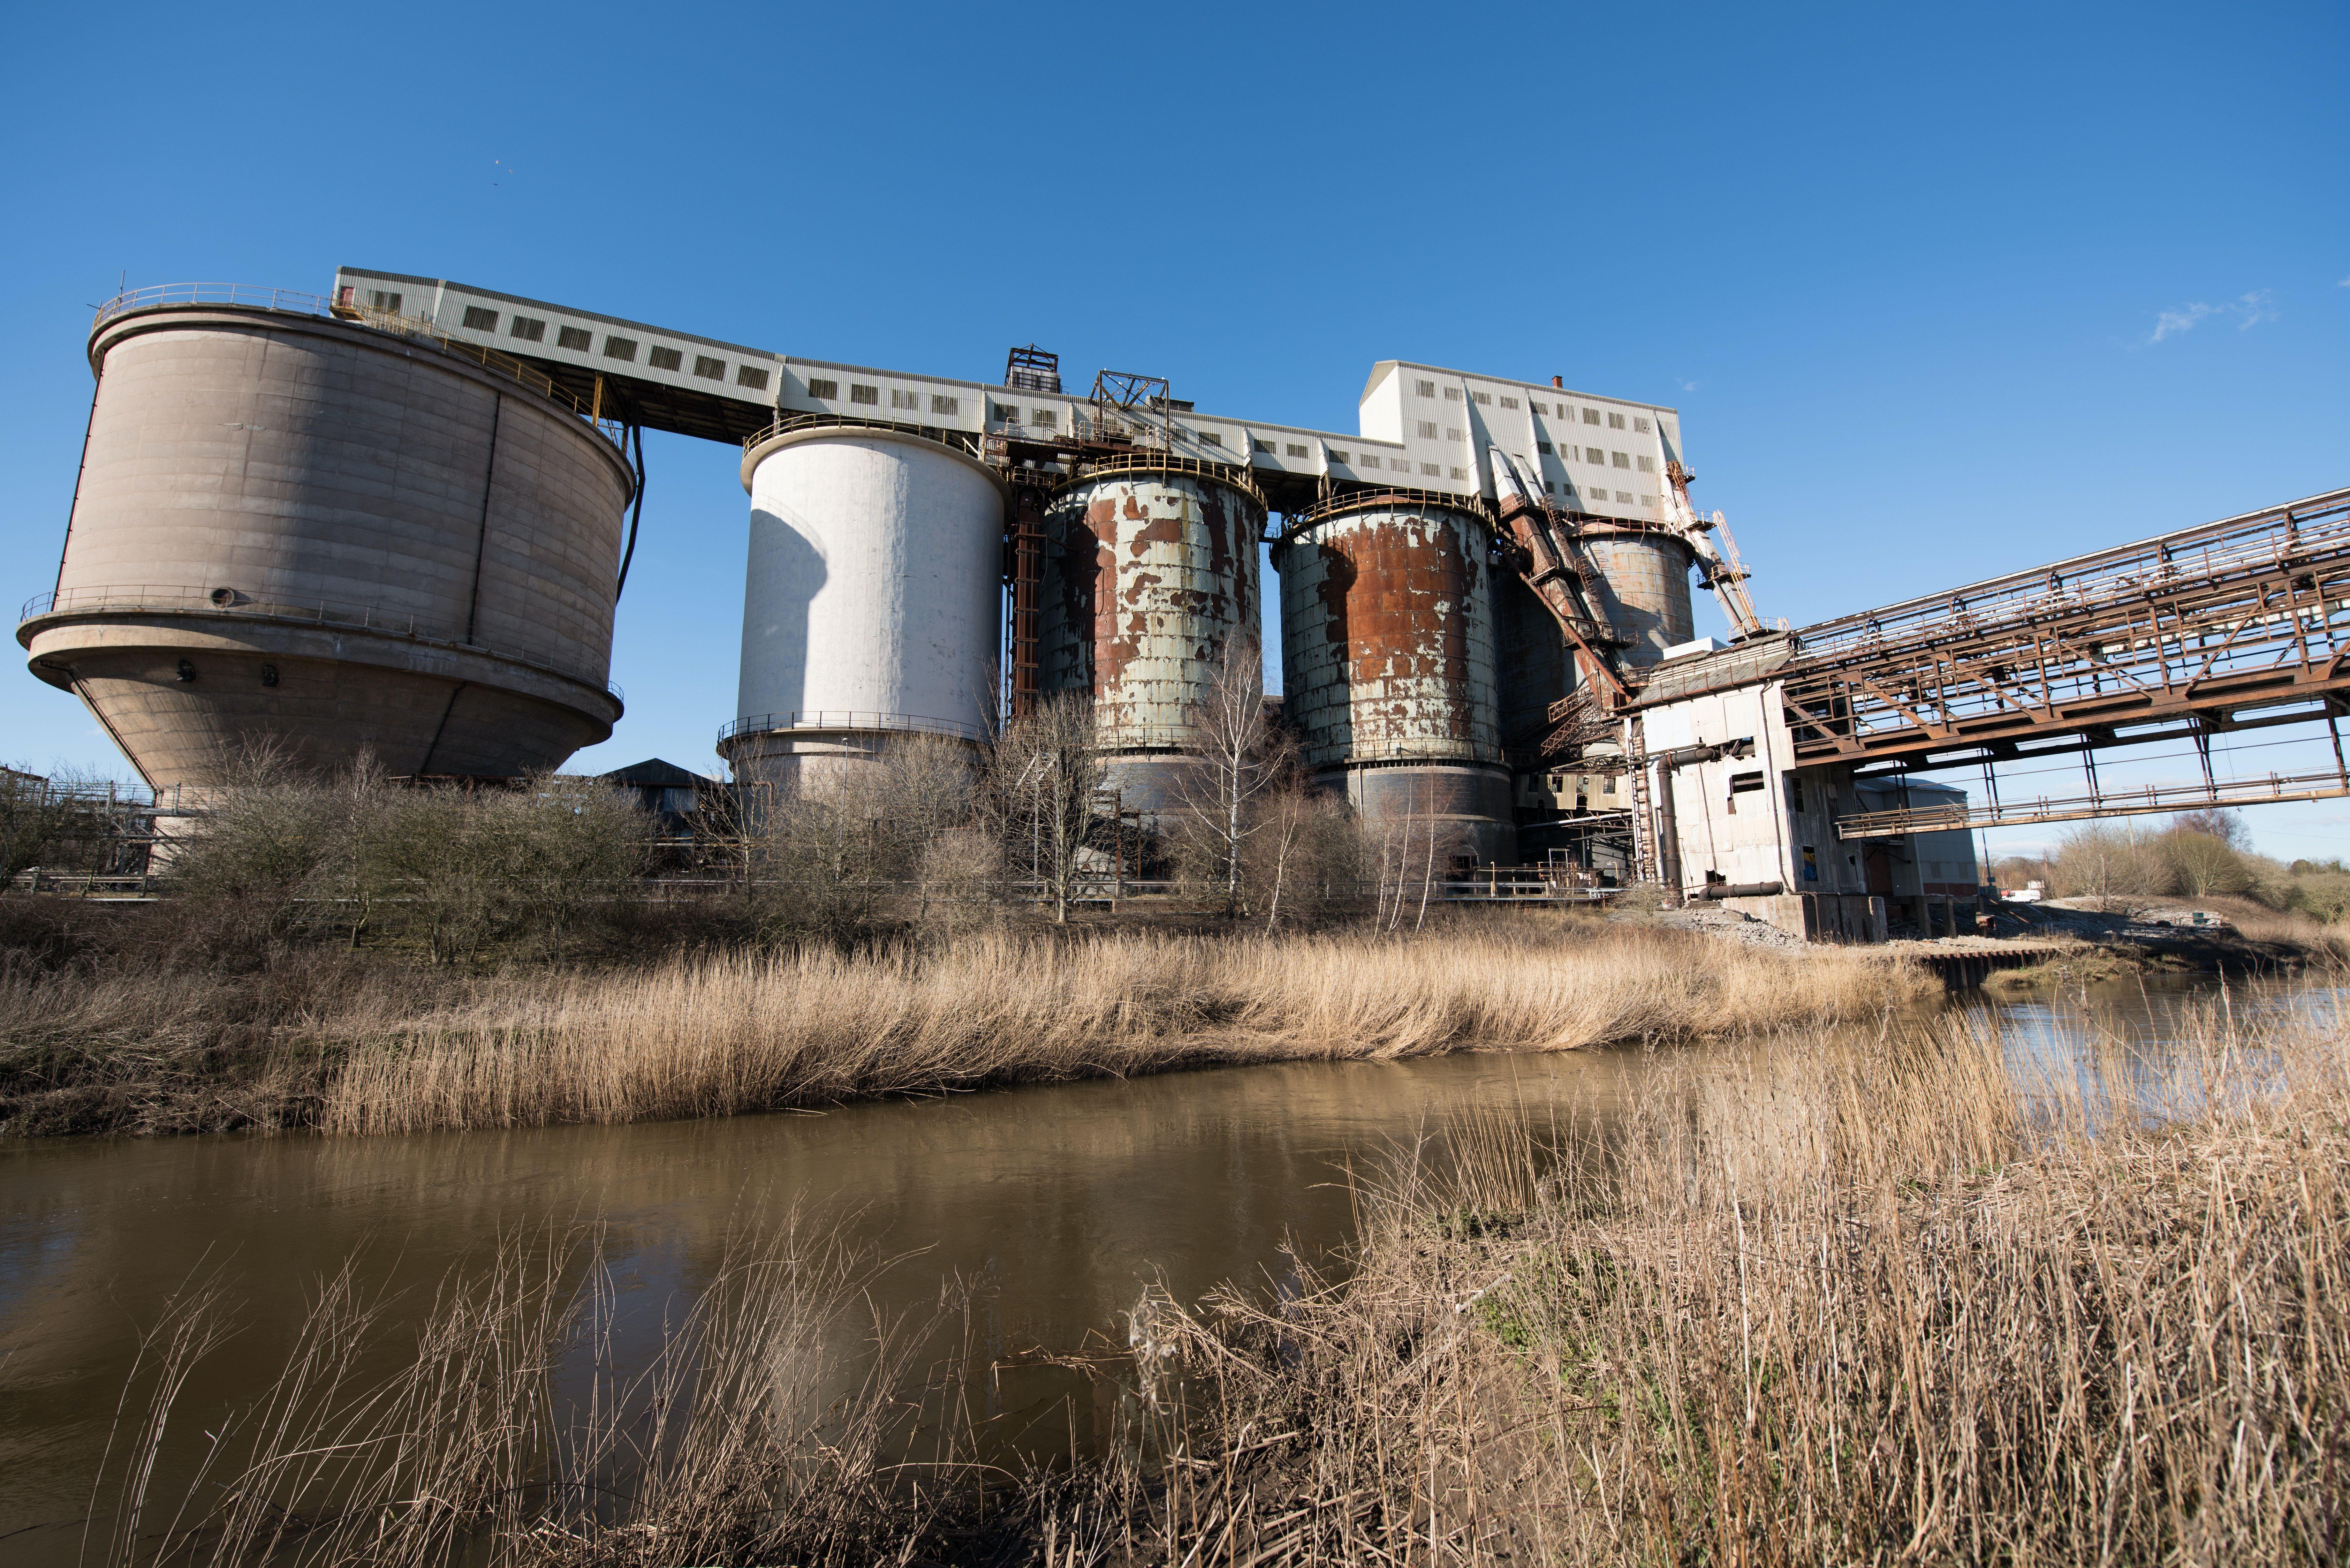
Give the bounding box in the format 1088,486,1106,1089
322,923,1929,1133
1080,991,2350,1564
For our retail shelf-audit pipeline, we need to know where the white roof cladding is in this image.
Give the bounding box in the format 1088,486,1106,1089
335,267,1679,518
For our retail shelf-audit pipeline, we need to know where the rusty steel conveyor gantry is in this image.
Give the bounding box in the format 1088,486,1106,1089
1748,487,2350,838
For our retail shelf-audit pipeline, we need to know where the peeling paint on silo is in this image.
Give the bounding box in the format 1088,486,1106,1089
1273,502,1500,771
1041,465,1263,808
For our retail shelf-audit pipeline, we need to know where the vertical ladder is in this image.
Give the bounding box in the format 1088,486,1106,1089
1625,718,1657,886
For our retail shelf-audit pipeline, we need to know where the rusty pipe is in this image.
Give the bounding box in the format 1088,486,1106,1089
1695,880,1785,900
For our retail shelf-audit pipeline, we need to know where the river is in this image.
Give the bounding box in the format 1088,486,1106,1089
0,970,2333,1561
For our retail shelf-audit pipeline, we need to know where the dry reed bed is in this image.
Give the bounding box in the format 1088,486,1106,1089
323,924,1930,1134
1095,994,2350,1565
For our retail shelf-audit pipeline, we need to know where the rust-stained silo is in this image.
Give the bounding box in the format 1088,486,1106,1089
1041,458,1265,813
1272,495,1513,864
19,290,632,786
1578,527,1695,667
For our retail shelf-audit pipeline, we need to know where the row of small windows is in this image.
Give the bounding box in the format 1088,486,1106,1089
452,304,775,391
1410,376,1655,434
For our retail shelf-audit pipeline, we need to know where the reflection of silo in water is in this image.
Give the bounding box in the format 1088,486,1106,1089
22,297,633,786
1040,461,1264,815
722,424,1006,793
1579,527,1694,667
1273,496,1513,864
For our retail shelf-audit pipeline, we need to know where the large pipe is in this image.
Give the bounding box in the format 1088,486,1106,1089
1696,880,1785,900
1653,755,1681,901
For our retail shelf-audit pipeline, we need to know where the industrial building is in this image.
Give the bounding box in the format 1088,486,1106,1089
21,269,2350,939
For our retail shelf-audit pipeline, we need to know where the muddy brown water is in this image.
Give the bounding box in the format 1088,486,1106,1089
1,972,2333,1562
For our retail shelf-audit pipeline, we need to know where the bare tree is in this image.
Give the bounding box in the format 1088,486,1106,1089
2050,821,2167,913
980,693,1105,924
2172,806,2250,851
1173,634,1282,916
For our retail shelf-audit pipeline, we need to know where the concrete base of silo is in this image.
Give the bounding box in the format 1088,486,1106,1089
23,613,619,783
1324,761,1517,867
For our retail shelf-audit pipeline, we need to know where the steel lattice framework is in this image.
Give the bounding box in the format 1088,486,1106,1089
1771,488,2350,773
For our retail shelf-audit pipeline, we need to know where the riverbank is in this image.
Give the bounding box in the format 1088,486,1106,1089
0,915,1934,1137
72,978,2348,1564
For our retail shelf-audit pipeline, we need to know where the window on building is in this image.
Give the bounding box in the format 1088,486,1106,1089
1443,387,1461,401
1030,407,1055,427
694,355,726,380
1499,396,1519,410
509,316,547,343
603,336,638,361
1253,438,1274,453
1449,466,1468,480
850,384,880,405
1535,440,1553,454
1786,777,1806,811
1327,448,1347,463
1199,432,1223,447
891,388,919,409
1414,379,1437,397
1531,401,1548,415
1634,416,1652,433
1640,494,1656,507
1635,455,1656,472
1421,462,1442,477
1602,776,1617,794
1545,480,1556,493
557,325,592,351
1612,451,1630,468
1588,449,1607,466
461,305,498,331
1615,490,1634,502
648,346,683,371
368,290,402,312
990,402,1018,422
1361,455,1381,468
1416,420,1438,439
1582,408,1601,425
1471,391,1490,404
1286,442,1309,457
1730,771,1766,793
807,379,840,399
1607,411,1626,429
930,394,959,415
737,365,770,389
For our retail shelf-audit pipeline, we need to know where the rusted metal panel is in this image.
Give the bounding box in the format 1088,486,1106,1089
1579,530,1695,667
1272,502,1501,773
1040,467,1263,761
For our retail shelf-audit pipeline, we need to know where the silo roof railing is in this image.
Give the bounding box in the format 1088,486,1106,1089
88,284,628,454
1284,483,1502,540
19,586,623,704
1060,452,1268,510
719,711,990,745
741,411,983,457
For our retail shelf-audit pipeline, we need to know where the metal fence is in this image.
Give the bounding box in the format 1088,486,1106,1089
718,711,990,745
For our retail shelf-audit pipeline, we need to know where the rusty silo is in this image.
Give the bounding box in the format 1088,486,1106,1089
1577,527,1695,667
1272,495,1513,864
19,289,633,787
1040,457,1264,813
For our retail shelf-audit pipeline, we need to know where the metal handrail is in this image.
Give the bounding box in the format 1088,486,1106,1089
741,411,982,457
20,586,623,703
1284,484,1501,539
1057,452,1269,511
719,711,989,745
88,284,627,456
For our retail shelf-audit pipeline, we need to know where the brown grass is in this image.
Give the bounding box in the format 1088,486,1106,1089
85,986,2350,1564
318,922,1930,1134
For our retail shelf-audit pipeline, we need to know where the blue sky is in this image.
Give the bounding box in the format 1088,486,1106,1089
3,1,2344,862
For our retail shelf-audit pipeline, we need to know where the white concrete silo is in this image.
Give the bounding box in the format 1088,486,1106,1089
721,425,1008,791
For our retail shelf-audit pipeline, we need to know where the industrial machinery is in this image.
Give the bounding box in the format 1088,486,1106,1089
21,288,633,788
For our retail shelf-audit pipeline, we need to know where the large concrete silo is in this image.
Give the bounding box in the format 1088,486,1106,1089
1579,527,1695,667
723,424,1007,791
1272,496,1513,864
19,295,633,786
1040,460,1264,814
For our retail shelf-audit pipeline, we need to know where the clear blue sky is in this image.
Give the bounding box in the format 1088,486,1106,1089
4,1,2344,862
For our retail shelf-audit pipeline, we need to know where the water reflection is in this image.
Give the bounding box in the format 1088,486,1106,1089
0,971,2331,1562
